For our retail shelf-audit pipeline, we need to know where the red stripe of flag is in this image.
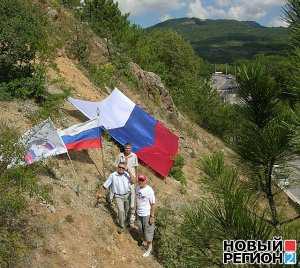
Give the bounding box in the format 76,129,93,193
66,138,102,151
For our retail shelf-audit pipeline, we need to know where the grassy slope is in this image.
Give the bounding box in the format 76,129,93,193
149,18,289,63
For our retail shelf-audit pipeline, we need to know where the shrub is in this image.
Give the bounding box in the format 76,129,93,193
67,27,90,64
200,151,225,180
0,123,47,267
154,152,300,267
80,0,130,44
28,89,70,124
0,0,49,83
60,0,81,8
170,154,186,185
0,67,46,101
89,63,116,89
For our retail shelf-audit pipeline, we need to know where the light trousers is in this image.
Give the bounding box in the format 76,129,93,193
115,194,130,228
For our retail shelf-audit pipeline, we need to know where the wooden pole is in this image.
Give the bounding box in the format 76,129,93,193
97,108,106,179
66,151,80,196
92,152,104,177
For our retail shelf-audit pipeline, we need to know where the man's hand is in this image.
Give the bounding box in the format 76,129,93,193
149,216,155,225
95,189,102,200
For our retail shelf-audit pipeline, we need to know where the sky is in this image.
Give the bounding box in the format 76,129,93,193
114,0,289,28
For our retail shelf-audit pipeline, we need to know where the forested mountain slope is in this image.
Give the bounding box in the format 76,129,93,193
150,18,289,63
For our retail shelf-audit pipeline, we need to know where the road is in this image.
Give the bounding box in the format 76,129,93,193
280,158,300,205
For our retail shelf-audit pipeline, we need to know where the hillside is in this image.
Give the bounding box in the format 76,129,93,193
1,1,299,267
1,54,231,268
149,18,289,63
0,3,234,266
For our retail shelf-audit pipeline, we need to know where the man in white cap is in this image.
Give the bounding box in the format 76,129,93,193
135,174,155,257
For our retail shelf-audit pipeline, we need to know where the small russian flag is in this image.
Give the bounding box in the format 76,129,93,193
59,118,102,151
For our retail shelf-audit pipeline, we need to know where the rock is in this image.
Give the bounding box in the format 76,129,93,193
47,166,64,181
47,8,59,20
129,62,177,115
47,204,56,213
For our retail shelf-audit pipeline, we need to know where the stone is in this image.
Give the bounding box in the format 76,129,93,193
47,8,58,20
129,62,177,115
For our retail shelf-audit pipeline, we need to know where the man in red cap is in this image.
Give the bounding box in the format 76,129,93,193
136,174,155,257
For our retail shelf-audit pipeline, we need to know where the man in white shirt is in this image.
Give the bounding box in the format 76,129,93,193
115,143,138,226
103,162,131,233
136,174,155,257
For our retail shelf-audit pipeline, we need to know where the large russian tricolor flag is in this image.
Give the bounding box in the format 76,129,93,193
59,118,102,151
68,89,179,177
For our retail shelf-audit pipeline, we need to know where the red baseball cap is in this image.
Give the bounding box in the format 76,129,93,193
138,175,147,181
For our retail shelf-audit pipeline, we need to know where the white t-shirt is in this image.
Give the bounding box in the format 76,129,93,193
115,152,138,177
136,185,155,217
103,171,131,195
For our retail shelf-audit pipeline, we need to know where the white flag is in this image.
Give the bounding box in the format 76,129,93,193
23,119,67,164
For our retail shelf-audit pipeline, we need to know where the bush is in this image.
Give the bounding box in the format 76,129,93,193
67,27,90,64
0,0,49,83
80,0,130,43
170,154,186,185
0,67,46,101
60,0,81,8
89,63,116,89
154,152,300,267
200,151,225,180
28,89,70,124
0,123,47,267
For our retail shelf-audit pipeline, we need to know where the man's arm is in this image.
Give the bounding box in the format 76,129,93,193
149,189,155,224
103,175,112,190
149,203,155,225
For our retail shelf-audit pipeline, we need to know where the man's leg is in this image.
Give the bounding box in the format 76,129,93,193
115,197,125,229
142,215,155,257
124,194,130,226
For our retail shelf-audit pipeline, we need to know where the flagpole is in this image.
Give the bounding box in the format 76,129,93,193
66,151,80,196
92,154,104,177
97,108,106,179
55,120,81,196
94,108,107,207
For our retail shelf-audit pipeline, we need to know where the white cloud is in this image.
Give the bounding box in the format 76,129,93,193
160,14,174,22
227,3,267,20
115,0,185,16
187,0,286,24
187,0,209,18
268,16,289,27
115,0,287,28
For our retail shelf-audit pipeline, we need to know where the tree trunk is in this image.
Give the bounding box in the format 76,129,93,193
265,162,279,226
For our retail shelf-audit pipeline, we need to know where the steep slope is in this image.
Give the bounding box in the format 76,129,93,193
0,51,233,267
1,2,299,267
149,18,289,63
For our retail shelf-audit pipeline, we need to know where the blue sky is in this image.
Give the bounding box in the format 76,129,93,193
115,0,288,28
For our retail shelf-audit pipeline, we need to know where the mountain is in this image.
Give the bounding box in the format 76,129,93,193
149,18,289,63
